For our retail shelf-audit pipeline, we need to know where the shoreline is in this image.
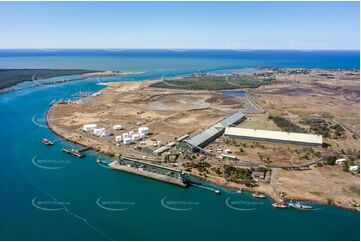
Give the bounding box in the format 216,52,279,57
191,173,359,212
0,70,142,95
46,108,359,212
45,71,360,213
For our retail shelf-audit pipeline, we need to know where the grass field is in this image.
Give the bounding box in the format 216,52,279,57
150,74,275,90
238,114,281,131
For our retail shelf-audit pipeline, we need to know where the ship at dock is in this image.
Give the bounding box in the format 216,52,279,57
108,155,189,187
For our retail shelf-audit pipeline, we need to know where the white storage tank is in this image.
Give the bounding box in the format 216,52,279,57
132,134,141,141
138,127,149,135
99,129,111,137
115,136,123,142
93,128,105,136
123,137,132,145
113,124,123,130
83,124,97,132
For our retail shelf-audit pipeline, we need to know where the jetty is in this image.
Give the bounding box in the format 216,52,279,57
62,148,85,158
108,156,189,187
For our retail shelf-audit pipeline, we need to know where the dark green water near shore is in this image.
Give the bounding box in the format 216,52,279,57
0,50,359,240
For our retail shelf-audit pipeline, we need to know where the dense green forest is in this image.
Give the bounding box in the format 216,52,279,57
150,74,274,90
0,69,96,89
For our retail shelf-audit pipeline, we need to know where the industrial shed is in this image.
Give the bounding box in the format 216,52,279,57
224,127,323,146
185,111,246,152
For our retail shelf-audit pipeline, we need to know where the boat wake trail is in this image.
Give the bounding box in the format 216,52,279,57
33,185,113,241
310,207,324,211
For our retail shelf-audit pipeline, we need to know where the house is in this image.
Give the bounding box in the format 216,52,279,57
220,154,237,160
349,165,359,172
335,158,347,165
224,149,232,154
252,171,265,180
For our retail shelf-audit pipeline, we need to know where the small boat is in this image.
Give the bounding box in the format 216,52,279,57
272,202,288,209
236,189,243,194
252,192,266,199
41,138,53,145
214,190,221,195
288,201,313,210
96,159,109,165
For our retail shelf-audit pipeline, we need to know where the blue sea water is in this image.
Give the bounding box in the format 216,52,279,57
0,49,359,71
0,50,359,240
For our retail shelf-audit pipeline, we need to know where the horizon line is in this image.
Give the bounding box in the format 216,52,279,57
0,48,359,51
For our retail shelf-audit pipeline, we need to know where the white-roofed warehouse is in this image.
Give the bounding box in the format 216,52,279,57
224,127,323,147
185,111,246,152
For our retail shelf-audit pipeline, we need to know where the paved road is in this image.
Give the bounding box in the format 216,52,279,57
234,158,323,169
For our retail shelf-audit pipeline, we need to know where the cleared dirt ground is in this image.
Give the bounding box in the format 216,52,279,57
48,69,360,209
48,80,257,158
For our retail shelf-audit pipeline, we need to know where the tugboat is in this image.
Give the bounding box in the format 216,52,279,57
288,201,313,211
41,138,54,145
272,202,288,209
252,192,266,199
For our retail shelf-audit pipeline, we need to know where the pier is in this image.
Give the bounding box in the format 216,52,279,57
77,147,92,153
62,148,85,158
109,155,189,187
61,145,92,158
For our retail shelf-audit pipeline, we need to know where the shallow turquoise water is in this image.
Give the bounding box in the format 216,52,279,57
0,50,359,240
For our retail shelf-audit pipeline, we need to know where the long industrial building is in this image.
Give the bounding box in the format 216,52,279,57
224,127,323,146
185,111,246,152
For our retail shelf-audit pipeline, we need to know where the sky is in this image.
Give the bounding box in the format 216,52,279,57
0,1,359,50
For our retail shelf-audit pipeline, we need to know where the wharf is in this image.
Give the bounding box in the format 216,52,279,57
109,158,189,187
62,148,85,158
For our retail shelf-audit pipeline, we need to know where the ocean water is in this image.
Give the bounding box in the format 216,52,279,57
0,50,359,240
0,49,359,71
